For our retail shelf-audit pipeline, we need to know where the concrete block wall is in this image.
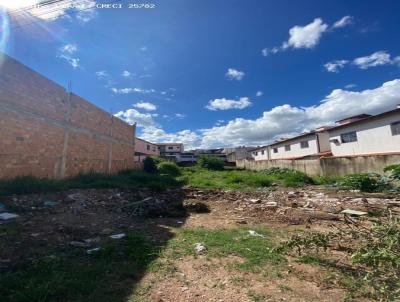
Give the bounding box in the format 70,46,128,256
236,154,400,177
0,54,137,179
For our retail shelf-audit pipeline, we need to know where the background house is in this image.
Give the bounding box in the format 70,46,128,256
268,129,331,160
157,143,184,160
224,147,254,162
134,138,159,162
328,108,400,157
250,146,269,161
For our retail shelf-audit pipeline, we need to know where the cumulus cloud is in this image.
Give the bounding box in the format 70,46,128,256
200,79,400,147
225,68,245,81
122,70,131,77
114,108,157,128
324,60,349,72
206,97,252,111
332,15,353,28
111,87,156,94
353,51,393,69
57,43,80,68
118,79,400,149
263,16,352,56
133,102,157,111
325,51,400,72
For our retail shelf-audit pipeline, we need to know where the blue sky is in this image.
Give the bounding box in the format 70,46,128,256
1,0,400,148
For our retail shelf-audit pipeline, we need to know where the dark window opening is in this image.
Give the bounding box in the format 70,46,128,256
391,121,400,136
341,131,357,143
285,145,291,151
300,141,309,148
273,148,278,153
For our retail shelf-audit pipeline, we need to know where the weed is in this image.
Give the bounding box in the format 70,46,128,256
157,161,181,177
247,290,267,302
341,173,390,192
167,227,283,271
197,156,225,170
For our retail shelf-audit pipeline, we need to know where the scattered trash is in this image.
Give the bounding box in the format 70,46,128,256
181,286,189,292
176,221,184,224
43,200,60,207
84,237,100,244
248,230,265,238
110,233,126,239
265,201,278,208
236,219,248,224
0,212,19,220
341,209,368,216
86,247,101,255
194,243,207,254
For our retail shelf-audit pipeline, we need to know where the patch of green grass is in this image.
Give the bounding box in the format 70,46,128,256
0,169,183,195
0,231,162,302
277,284,293,292
180,168,273,190
167,227,283,271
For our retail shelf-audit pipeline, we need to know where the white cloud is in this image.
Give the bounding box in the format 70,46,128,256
199,79,400,147
284,18,328,49
114,108,157,128
133,102,157,111
263,16,352,56
57,43,80,68
95,70,108,78
175,113,186,119
256,91,263,97
122,70,131,77
111,87,156,94
332,15,353,28
345,84,356,89
324,60,349,72
206,97,252,111
353,51,392,69
324,51,400,72
225,68,245,81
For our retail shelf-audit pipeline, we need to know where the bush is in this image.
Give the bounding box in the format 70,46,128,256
341,173,389,192
143,157,158,174
384,164,400,180
264,168,314,187
157,161,181,177
198,156,225,170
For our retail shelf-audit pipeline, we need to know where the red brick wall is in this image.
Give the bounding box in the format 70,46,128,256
0,54,137,179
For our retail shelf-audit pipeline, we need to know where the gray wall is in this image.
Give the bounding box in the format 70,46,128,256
236,154,400,176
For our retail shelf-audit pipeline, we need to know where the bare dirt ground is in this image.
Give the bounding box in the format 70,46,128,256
1,186,399,301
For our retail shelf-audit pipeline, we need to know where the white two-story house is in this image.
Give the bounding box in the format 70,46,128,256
328,108,400,157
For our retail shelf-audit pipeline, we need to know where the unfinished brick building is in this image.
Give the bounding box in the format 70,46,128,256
0,53,137,179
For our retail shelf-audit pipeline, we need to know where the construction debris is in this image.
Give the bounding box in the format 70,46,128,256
194,243,207,254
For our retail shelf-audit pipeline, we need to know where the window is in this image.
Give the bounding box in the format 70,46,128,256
273,148,278,153
300,141,309,148
391,121,400,136
285,145,291,151
254,151,258,156
146,145,150,150
168,146,173,150
341,131,357,143
261,150,265,155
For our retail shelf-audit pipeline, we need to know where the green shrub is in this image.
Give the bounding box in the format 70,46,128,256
341,173,389,192
197,156,225,170
384,164,400,180
157,161,181,177
143,157,158,174
264,168,314,187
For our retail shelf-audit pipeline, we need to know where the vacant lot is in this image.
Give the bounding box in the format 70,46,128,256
0,167,399,302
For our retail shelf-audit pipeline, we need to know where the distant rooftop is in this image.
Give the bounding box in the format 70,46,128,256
335,114,372,125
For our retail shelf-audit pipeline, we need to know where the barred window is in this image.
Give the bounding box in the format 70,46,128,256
300,141,309,148
273,148,278,153
285,145,291,151
391,121,400,136
341,131,357,143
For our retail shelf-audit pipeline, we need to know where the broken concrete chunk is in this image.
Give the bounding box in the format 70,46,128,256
265,201,278,208
194,243,207,254
110,233,126,239
86,247,101,255
248,230,265,238
341,209,368,216
0,213,19,220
